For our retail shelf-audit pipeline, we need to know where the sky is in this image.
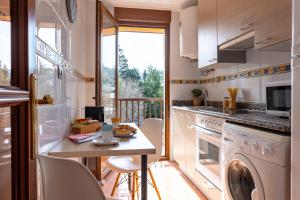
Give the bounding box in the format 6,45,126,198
103,31,165,72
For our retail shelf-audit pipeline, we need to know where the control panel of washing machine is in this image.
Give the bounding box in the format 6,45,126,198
222,123,291,166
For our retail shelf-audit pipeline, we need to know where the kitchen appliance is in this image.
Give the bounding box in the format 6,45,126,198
266,80,291,117
291,0,300,199
179,5,198,61
195,114,225,191
85,106,104,123
222,123,291,200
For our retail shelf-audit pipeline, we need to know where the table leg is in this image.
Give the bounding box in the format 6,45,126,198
141,155,147,200
128,173,132,191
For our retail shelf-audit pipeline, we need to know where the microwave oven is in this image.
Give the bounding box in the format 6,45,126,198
266,80,291,117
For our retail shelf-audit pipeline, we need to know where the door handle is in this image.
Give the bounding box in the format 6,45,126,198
30,73,38,160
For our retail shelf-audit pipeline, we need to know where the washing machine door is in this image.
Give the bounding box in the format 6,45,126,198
224,153,265,200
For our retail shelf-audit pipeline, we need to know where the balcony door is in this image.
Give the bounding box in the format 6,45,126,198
96,2,118,122
0,0,37,200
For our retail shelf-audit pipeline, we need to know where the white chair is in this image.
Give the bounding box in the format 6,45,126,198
37,154,118,200
105,118,163,200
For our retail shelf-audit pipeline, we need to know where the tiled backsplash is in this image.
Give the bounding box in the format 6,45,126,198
171,63,290,85
170,49,291,103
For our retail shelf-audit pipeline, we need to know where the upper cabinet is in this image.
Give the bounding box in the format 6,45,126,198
217,0,256,45
179,6,198,61
198,0,246,68
198,0,217,67
198,0,292,68
254,0,292,50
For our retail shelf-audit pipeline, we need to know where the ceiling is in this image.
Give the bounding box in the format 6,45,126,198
103,0,197,11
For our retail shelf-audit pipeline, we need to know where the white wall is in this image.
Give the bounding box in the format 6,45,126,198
170,11,203,160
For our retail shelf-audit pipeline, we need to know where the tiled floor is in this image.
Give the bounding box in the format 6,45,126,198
101,161,208,200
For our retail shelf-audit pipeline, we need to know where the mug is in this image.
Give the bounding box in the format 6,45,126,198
102,131,113,142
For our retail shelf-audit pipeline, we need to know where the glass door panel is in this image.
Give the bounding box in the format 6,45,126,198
102,14,116,122
97,3,118,123
0,0,11,86
0,107,11,200
0,1,11,198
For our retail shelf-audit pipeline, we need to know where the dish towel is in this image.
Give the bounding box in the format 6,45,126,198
68,133,100,144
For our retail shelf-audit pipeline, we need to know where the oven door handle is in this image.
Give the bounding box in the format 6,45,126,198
195,125,221,137
195,125,222,147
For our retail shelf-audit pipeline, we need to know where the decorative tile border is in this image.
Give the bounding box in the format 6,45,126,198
36,36,72,72
171,64,291,84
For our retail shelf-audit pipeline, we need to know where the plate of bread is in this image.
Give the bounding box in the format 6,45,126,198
112,124,137,138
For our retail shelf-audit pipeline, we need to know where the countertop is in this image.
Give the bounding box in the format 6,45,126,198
172,106,291,134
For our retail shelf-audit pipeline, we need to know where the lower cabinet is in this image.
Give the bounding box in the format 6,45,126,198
173,109,187,169
172,109,221,200
195,170,222,200
185,112,196,178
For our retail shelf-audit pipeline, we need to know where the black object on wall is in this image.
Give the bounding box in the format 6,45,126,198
85,106,104,122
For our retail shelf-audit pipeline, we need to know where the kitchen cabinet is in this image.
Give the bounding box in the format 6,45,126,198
198,0,246,68
172,109,196,177
217,0,256,45
173,110,187,169
198,0,218,67
195,170,221,200
254,0,292,50
185,112,196,178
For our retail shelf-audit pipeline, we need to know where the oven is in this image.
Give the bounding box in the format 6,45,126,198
195,114,224,190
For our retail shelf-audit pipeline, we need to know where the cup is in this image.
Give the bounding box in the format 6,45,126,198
111,117,120,128
102,130,113,142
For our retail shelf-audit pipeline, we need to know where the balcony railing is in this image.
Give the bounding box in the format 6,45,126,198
117,97,164,126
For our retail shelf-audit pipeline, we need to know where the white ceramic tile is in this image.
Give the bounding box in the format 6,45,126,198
292,66,300,199
292,57,300,68
237,77,261,102
201,49,291,102
37,103,71,153
171,84,201,101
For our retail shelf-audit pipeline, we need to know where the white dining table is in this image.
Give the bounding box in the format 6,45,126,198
48,123,156,200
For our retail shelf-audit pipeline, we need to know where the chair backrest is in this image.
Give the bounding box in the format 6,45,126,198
37,154,106,200
140,118,163,163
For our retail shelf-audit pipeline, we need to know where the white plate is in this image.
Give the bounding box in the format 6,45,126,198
113,131,137,138
92,137,120,146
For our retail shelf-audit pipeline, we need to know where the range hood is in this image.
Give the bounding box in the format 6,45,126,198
219,30,291,51
219,31,255,50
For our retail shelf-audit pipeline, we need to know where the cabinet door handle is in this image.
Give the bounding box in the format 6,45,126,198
255,37,273,45
240,23,254,31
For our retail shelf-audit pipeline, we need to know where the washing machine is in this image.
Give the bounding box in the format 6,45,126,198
222,123,291,200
